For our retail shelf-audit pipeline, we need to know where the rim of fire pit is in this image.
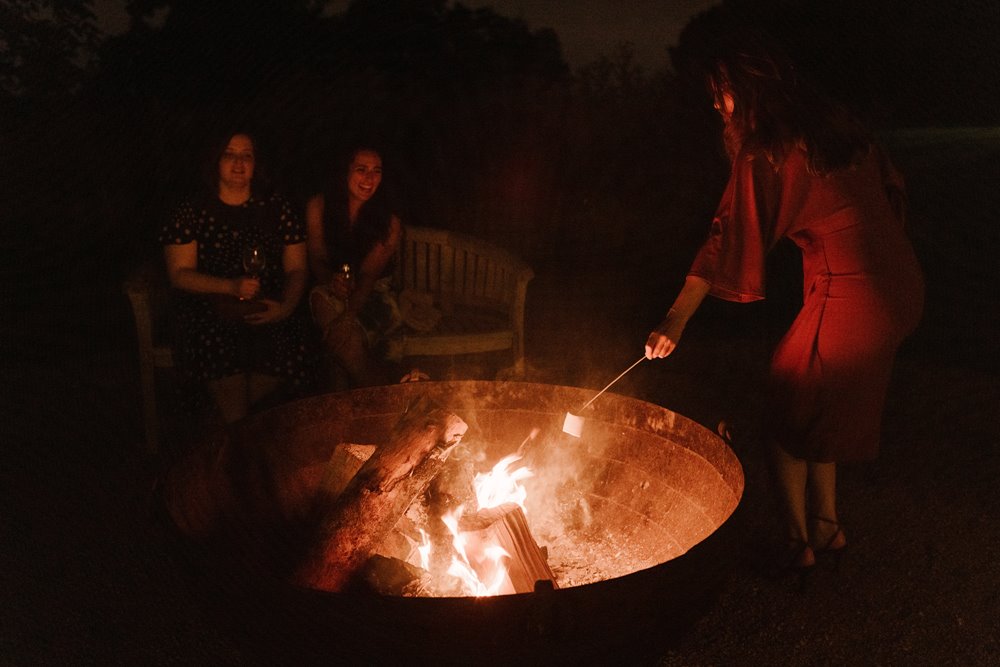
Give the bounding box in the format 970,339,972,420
241,379,744,595
170,381,747,665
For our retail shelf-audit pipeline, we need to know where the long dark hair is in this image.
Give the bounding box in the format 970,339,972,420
200,129,272,196
676,8,872,174
323,145,394,245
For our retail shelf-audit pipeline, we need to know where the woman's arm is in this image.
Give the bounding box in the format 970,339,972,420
348,215,402,317
279,242,309,314
164,242,259,299
644,275,711,359
305,194,333,285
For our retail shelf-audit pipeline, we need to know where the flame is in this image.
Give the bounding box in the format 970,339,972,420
442,508,511,596
417,528,431,571
474,453,533,512
430,448,534,597
442,504,509,596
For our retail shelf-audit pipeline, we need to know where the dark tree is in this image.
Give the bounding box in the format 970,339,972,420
87,0,572,263
0,0,100,120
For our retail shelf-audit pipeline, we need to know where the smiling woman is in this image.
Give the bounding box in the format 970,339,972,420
159,130,312,424
306,145,405,389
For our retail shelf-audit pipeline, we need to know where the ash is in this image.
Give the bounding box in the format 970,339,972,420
532,494,655,587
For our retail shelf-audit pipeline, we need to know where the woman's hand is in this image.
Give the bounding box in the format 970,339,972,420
645,309,686,359
232,276,261,300
328,272,353,301
645,276,711,359
244,299,287,325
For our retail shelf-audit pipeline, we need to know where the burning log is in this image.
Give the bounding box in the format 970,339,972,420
405,444,557,596
420,446,478,576
460,504,557,594
360,555,430,596
293,395,468,592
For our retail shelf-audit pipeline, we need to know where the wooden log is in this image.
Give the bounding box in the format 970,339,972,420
321,443,376,499
293,396,468,592
462,505,557,595
360,555,429,596
496,506,557,593
163,433,375,541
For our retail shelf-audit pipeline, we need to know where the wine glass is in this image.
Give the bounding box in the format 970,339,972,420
242,244,266,279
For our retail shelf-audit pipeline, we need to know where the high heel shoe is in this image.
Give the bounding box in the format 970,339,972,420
810,515,847,569
782,539,816,571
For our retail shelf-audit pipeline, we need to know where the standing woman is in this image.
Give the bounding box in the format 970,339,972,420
160,131,310,424
646,21,924,570
306,146,404,388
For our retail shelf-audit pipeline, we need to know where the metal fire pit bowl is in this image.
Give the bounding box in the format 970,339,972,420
171,381,744,665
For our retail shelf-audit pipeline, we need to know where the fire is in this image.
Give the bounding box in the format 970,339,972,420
416,528,431,571
474,453,533,512
436,450,533,596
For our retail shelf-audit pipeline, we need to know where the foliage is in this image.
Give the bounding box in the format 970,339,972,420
0,0,100,118
4,0,995,296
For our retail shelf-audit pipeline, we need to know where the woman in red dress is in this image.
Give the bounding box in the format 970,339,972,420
646,25,924,570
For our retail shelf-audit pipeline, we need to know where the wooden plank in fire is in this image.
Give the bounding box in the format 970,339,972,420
462,503,557,594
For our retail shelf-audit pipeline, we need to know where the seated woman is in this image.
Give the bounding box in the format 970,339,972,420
159,130,310,424
306,145,416,388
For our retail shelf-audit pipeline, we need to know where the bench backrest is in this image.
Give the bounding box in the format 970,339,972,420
395,225,534,318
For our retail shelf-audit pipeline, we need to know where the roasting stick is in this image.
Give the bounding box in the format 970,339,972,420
515,427,541,457
563,355,647,437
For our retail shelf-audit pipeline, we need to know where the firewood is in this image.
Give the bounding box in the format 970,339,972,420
464,505,557,595
293,395,468,592
163,434,376,541
359,555,427,596
458,503,520,532
418,447,478,577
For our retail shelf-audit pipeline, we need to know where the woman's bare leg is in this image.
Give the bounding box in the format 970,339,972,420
324,318,370,386
207,374,249,424
248,373,282,406
807,461,847,550
770,441,815,567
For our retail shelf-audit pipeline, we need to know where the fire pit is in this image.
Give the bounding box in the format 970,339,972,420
164,381,743,664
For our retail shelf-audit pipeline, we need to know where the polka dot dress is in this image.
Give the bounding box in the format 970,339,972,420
159,193,311,386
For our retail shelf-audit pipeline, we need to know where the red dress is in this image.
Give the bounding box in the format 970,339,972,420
689,146,924,462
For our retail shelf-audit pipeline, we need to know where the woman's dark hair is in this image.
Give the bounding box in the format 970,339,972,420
674,8,872,174
200,129,272,196
323,145,394,245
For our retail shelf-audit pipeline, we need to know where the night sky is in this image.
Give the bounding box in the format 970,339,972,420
93,0,720,69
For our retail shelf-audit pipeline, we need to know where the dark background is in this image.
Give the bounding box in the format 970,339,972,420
3,0,998,295
2,1,998,664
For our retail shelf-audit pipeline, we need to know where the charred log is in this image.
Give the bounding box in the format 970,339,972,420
293,396,468,592
359,555,430,596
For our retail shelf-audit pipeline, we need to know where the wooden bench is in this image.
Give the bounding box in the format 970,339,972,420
394,225,534,367
124,224,533,452
123,260,177,453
